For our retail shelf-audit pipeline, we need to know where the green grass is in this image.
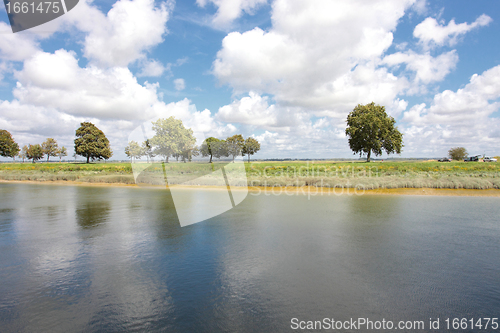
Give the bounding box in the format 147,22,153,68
1,160,500,190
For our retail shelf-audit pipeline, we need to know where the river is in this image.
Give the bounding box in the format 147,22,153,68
1,183,499,332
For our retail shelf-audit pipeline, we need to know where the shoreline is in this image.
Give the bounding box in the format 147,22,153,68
1,179,500,197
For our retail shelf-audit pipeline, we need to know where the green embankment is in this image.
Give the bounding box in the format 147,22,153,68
1,160,500,190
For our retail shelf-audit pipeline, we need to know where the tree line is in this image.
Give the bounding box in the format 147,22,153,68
0,130,68,163
0,122,112,163
2,119,261,164
125,116,261,163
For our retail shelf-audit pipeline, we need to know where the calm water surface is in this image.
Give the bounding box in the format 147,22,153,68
0,183,499,332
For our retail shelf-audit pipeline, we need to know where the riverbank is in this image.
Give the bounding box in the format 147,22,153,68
1,160,500,191
2,179,500,197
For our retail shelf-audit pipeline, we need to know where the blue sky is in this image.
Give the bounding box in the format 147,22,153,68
1,0,499,160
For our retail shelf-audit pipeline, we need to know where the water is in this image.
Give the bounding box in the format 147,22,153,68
1,183,499,332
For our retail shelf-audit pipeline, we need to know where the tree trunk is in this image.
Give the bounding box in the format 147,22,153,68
366,150,371,162
47,156,49,162
86,155,90,163
248,154,250,163
209,155,212,163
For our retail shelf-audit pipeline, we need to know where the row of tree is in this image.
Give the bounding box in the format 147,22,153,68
18,139,68,163
0,130,68,163
125,117,261,163
0,122,113,163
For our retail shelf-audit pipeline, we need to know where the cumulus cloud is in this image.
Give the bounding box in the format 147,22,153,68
196,0,267,27
137,59,170,77
174,78,185,91
414,14,492,49
400,65,500,155
64,0,172,67
13,49,162,120
383,50,458,84
213,0,415,115
0,23,41,62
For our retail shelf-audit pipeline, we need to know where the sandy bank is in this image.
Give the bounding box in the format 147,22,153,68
2,179,500,197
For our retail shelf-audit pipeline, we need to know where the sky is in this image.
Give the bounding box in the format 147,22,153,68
0,0,499,160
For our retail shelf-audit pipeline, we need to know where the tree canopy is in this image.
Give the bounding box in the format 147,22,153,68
42,138,59,162
74,122,113,163
26,144,44,163
226,134,245,162
242,137,261,162
200,137,220,163
150,117,195,163
448,147,467,161
125,141,143,162
58,146,68,162
345,102,403,162
0,129,20,159
212,140,229,160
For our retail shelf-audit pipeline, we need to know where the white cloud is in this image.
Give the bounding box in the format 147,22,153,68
137,59,170,77
174,78,185,91
414,14,492,49
65,0,172,67
13,49,162,120
383,50,458,84
0,22,41,61
196,0,267,27
217,92,276,126
213,0,415,115
400,65,500,155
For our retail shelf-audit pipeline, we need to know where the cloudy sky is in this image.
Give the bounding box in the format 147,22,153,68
0,0,499,160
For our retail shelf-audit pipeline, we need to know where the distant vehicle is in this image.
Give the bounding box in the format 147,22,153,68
437,157,451,162
483,157,497,162
464,155,480,162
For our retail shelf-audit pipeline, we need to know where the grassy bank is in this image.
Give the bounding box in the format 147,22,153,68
1,160,500,190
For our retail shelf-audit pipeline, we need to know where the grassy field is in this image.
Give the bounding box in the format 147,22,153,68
1,159,500,190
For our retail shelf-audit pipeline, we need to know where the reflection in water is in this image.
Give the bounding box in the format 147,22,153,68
0,183,499,332
76,202,111,229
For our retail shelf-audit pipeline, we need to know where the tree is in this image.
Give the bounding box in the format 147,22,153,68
74,122,113,163
448,147,467,161
226,134,245,162
212,140,229,160
181,146,199,162
200,137,220,163
150,117,196,163
345,102,403,162
142,139,155,163
20,145,28,163
42,138,59,162
124,141,143,162
26,144,44,163
0,129,20,160
242,137,261,163
58,146,68,162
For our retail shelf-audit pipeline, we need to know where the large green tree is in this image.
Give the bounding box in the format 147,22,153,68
226,134,245,162
42,138,59,162
345,102,403,162
242,137,261,163
0,129,20,160
448,147,467,161
150,117,196,163
200,137,220,163
26,144,44,163
74,122,113,163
